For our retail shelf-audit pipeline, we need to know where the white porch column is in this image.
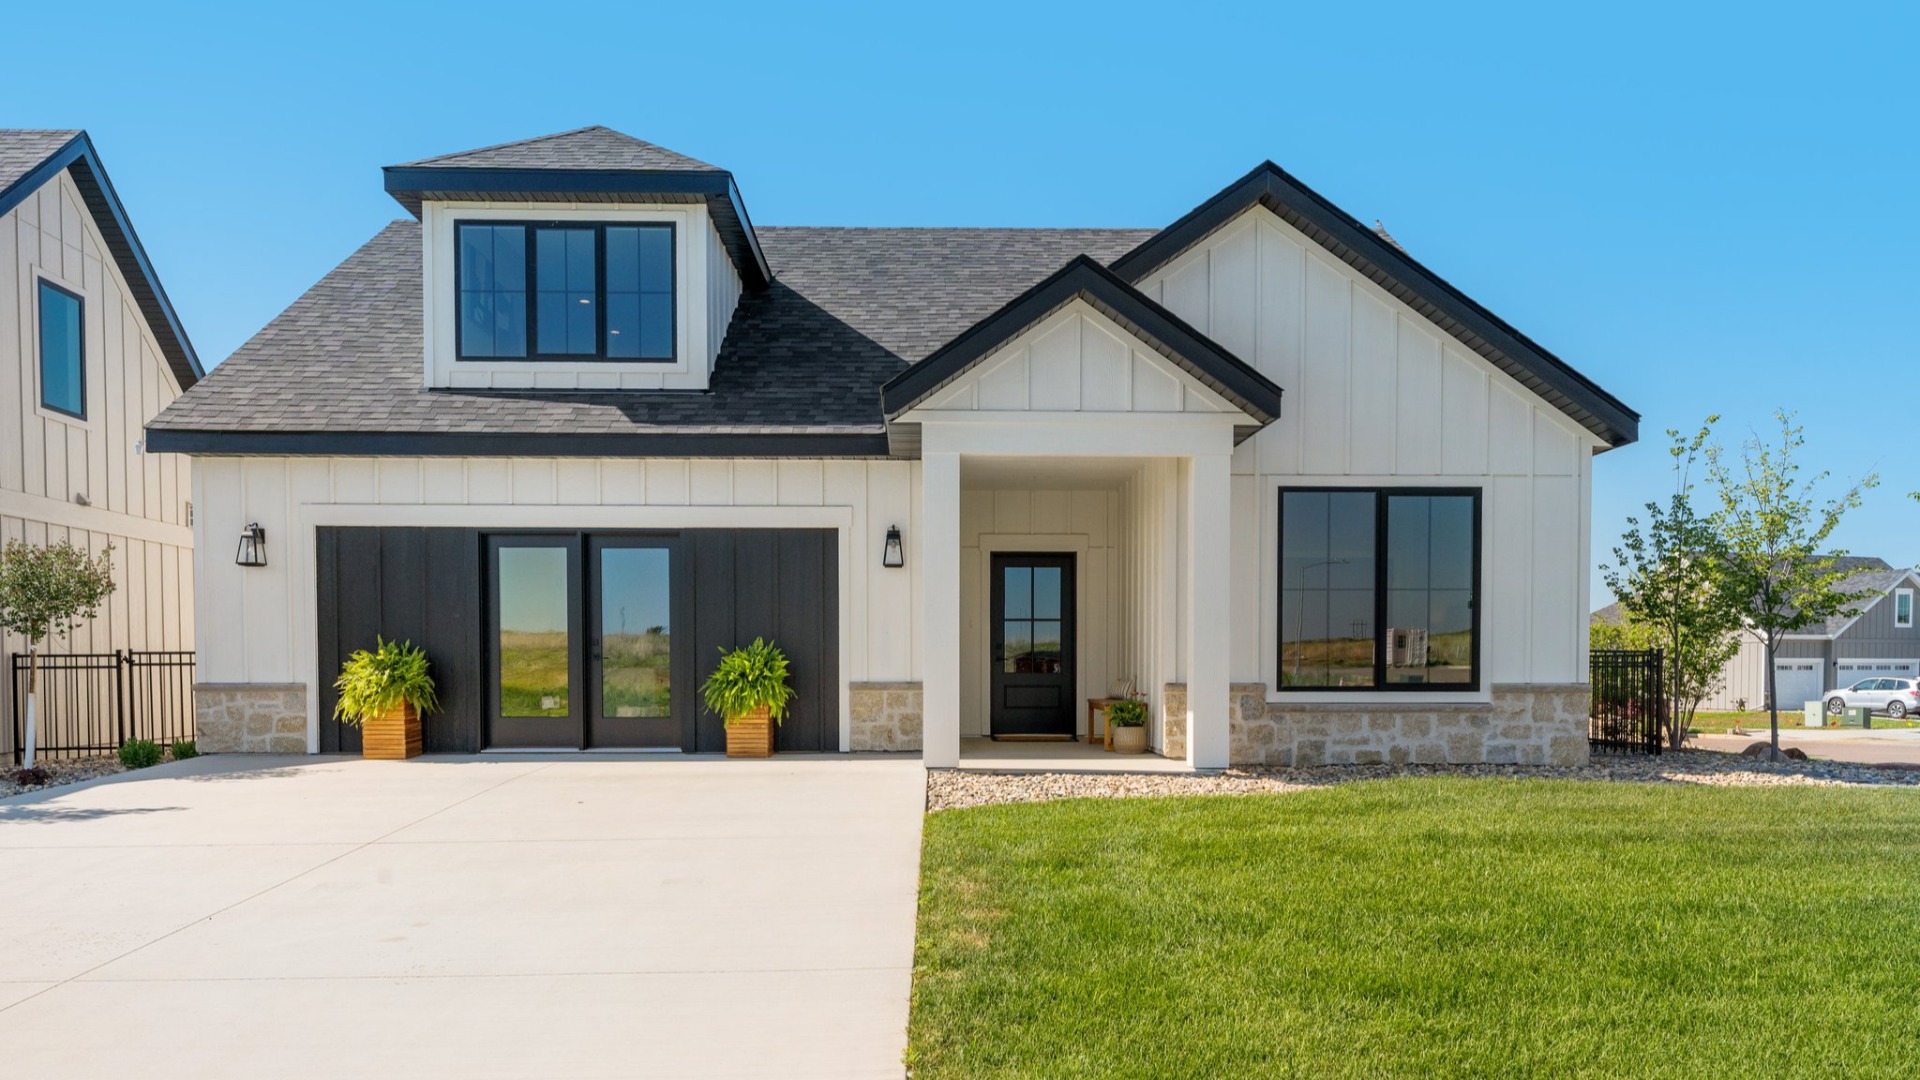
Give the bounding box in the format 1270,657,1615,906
921,451,962,768
1185,452,1233,768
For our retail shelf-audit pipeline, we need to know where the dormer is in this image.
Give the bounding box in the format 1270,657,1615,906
383,127,770,392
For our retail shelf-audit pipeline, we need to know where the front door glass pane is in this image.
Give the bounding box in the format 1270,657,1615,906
498,546,570,717
600,548,672,718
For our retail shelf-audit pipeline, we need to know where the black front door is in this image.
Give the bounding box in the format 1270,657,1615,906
990,553,1076,738
488,534,686,750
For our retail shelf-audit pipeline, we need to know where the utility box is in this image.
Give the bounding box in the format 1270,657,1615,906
1804,702,1825,728
1838,706,1870,729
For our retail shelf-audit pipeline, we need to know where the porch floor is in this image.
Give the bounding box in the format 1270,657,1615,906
955,737,1193,774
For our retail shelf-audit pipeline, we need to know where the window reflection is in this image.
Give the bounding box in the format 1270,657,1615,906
499,546,570,716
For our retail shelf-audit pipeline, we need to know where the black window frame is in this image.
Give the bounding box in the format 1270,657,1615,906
454,220,677,364
37,278,86,420
1276,486,1483,693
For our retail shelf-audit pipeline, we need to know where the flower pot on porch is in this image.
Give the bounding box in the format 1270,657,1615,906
362,701,422,760
726,706,775,758
1111,724,1148,754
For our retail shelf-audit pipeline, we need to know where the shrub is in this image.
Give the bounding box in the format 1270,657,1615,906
1107,699,1148,727
12,766,49,787
170,739,199,761
333,637,439,727
701,637,795,726
118,739,162,769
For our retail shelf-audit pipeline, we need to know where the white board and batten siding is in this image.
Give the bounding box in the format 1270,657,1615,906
1134,206,1606,697
920,300,1238,417
419,202,743,393
0,171,196,750
191,457,921,745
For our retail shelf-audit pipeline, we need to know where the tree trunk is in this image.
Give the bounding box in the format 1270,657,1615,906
1763,635,1781,762
22,644,38,769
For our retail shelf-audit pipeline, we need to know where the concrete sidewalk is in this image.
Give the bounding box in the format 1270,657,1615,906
0,754,926,1079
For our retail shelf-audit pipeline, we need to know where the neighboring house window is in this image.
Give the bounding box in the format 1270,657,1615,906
1279,488,1480,690
456,222,675,362
1897,589,1915,629
38,280,84,418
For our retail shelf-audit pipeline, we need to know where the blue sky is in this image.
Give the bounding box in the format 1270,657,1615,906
7,1,1913,605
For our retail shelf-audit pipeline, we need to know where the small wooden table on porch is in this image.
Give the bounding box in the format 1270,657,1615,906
1087,697,1127,751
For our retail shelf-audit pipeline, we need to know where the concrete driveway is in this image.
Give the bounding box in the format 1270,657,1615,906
0,754,926,1079
1694,727,1920,766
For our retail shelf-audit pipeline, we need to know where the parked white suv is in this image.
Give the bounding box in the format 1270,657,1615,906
1825,678,1920,720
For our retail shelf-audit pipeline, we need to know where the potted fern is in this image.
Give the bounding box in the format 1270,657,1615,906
701,637,796,758
333,637,439,760
1107,698,1149,754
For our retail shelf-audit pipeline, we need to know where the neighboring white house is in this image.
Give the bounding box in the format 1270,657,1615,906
0,130,201,755
149,126,1637,768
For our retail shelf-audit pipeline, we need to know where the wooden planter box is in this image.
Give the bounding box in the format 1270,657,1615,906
362,702,422,760
726,706,775,758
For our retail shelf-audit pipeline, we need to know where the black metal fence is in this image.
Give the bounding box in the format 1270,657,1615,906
10,651,196,762
1590,648,1665,755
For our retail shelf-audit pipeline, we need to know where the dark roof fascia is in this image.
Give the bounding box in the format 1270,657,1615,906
881,254,1283,424
382,165,772,289
1108,162,1639,448
143,427,891,458
0,132,203,388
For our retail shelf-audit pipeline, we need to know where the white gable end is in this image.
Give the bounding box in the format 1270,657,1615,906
912,300,1243,418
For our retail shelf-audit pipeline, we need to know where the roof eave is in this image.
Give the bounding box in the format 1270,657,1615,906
0,131,203,388
143,426,891,458
381,165,772,289
1109,162,1638,449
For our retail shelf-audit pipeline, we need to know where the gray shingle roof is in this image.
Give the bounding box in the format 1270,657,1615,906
393,126,718,172
0,129,81,192
147,223,1154,448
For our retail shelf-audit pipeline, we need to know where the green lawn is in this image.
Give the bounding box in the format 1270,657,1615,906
910,780,1920,1078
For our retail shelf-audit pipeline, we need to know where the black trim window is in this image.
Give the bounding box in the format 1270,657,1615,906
456,221,675,362
1279,488,1480,690
38,280,85,418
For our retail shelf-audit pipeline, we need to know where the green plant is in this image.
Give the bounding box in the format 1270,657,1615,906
1106,699,1147,727
118,739,162,769
0,539,116,767
170,739,199,761
701,637,795,726
332,637,439,727
1600,419,1743,748
1706,411,1877,759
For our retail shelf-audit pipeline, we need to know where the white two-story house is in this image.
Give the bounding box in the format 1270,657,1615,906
150,126,1636,767
2,130,201,757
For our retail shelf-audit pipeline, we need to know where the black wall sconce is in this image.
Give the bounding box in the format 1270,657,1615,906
236,523,267,567
882,525,905,569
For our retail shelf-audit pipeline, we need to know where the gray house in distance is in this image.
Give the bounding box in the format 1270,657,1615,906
1597,557,1920,713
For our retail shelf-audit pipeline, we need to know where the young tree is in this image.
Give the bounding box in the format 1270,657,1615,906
1706,412,1877,760
0,539,116,767
1602,420,1743,748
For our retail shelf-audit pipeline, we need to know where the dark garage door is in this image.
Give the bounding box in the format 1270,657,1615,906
317,526,838,754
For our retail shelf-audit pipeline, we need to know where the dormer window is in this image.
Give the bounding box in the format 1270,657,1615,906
457,221,675,362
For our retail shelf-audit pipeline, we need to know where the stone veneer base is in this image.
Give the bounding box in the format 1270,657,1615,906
1230,683,1591,767
194,683,309,754
850,682,923,752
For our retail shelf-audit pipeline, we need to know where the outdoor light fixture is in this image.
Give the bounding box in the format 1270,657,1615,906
236,523,267,567
882,525,905,569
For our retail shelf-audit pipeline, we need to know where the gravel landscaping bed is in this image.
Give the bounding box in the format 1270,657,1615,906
928,748,1920,811
0,756,126,798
